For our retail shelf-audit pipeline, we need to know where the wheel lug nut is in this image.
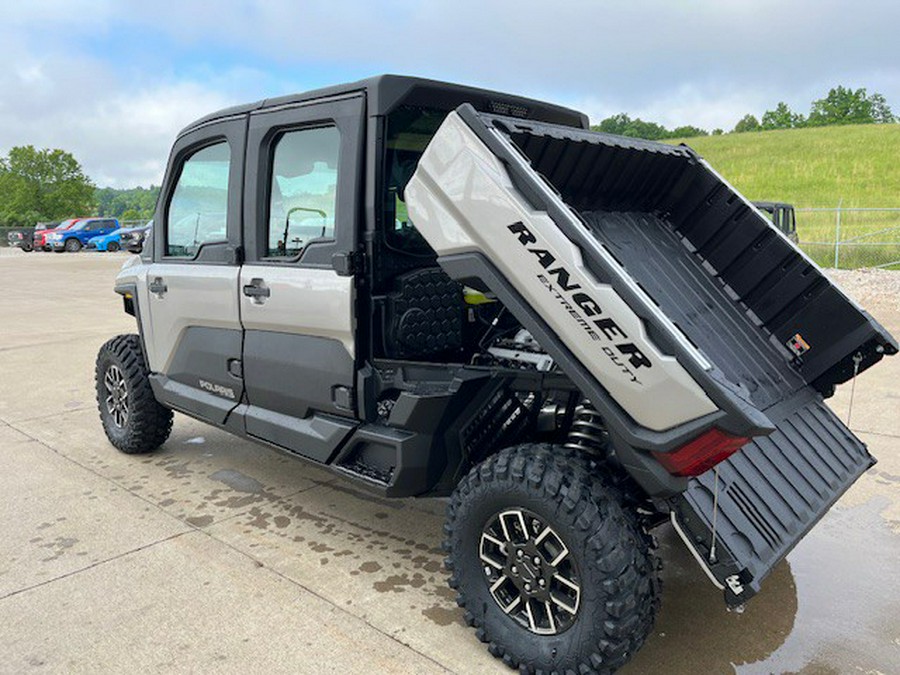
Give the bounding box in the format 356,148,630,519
517,549,524,559
511,566,518,575
524,583,531,591
484,566,492,576
538,579,546,588
533,556,541,566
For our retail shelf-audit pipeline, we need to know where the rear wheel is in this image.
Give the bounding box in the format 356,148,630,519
22,242,33,252
95,334,173,454
64,238,82,252
107,241,120,252
444,444,660,675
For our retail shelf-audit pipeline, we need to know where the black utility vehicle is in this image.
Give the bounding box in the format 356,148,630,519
94,76,896,675
753,201,799,243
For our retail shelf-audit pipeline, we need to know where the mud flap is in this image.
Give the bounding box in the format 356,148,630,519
670,390,874,606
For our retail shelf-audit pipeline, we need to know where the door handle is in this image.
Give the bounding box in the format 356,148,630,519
242,278,270,302
149,277,167,296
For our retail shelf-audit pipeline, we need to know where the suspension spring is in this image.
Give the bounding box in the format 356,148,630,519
564,403,608,454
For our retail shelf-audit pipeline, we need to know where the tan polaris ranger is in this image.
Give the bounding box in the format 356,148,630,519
95,75,896,674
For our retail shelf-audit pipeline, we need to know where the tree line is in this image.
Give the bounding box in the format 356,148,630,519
0,145,159,228
591,86,896,140
1,85,895,227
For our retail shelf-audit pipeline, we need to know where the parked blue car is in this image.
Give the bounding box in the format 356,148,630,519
48,218,120,252
87,225,142,252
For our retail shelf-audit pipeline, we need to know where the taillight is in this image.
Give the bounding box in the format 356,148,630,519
652,428,750,477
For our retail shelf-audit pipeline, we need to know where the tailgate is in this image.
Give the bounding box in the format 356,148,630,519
671,391,873,605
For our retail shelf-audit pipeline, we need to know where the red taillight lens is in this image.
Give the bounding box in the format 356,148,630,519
652,428,750,477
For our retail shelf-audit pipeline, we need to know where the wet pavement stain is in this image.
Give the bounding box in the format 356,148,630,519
421,605,464,628
870,468,900,485
186,515,214,528
209,469,265,494
39,536,79,562
623,499,900,674
373,573,429,593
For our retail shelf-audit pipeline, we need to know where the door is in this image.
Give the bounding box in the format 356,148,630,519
82,219,117,239
143,116,246,424
239,94,365,460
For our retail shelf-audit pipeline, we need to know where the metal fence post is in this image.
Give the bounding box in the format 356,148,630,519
834,198,843,268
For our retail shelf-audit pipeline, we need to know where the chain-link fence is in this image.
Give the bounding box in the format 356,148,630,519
797,207,900,270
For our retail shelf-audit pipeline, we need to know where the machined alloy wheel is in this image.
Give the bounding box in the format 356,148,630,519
103,364,129,428
64,238,81,252
480,508,580,635
444,444,660,675
95,334,173,454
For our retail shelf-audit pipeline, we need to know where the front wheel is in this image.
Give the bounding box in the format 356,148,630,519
95,334,173,454
444,444,660,675
64,238,82,252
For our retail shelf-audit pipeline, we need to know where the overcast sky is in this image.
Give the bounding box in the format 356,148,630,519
2,0,898,188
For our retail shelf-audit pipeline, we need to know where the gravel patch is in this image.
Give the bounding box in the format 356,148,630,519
826,268,900,315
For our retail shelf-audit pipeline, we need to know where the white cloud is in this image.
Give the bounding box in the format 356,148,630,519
2,0,899,185
0,43,234,187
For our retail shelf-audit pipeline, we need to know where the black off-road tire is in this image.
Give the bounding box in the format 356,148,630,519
95,334,173,454
64,238,82,252
107,241,120,252
444,444,660,675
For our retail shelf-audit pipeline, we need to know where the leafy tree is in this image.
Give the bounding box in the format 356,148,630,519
807,86,894,126
869,93,896,123
712,128,724,136
733,114,761,133
592,113,708,140
670,125,709,138
0,146,95,226
761,102,805,130
95,185,159,220
594,113,632,136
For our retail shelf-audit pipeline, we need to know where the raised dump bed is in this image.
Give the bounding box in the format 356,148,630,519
407,104,897,602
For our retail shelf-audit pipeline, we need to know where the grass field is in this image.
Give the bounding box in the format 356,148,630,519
667,124,900,268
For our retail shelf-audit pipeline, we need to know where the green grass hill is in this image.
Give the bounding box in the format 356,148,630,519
667,124,900,208
666,124,900,269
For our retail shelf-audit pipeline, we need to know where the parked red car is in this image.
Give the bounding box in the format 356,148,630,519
33,219,79,251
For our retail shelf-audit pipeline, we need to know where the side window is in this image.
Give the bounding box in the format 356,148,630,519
266,126,340,258
166,141,230,258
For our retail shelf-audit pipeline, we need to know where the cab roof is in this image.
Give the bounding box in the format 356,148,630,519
179,74,588,137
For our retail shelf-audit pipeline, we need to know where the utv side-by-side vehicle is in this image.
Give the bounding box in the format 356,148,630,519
95,75,896,674
753,201,799,243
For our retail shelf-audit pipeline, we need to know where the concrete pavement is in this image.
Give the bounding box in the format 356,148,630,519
0,248,897,673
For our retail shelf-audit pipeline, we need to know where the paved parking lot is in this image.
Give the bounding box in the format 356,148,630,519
1,248,898,674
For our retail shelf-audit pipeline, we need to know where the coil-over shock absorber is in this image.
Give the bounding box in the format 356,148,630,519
564,402,608,455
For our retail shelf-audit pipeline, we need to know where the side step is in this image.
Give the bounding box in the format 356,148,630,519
671,390,874,605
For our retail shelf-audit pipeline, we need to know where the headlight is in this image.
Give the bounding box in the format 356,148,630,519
49,233,62,240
